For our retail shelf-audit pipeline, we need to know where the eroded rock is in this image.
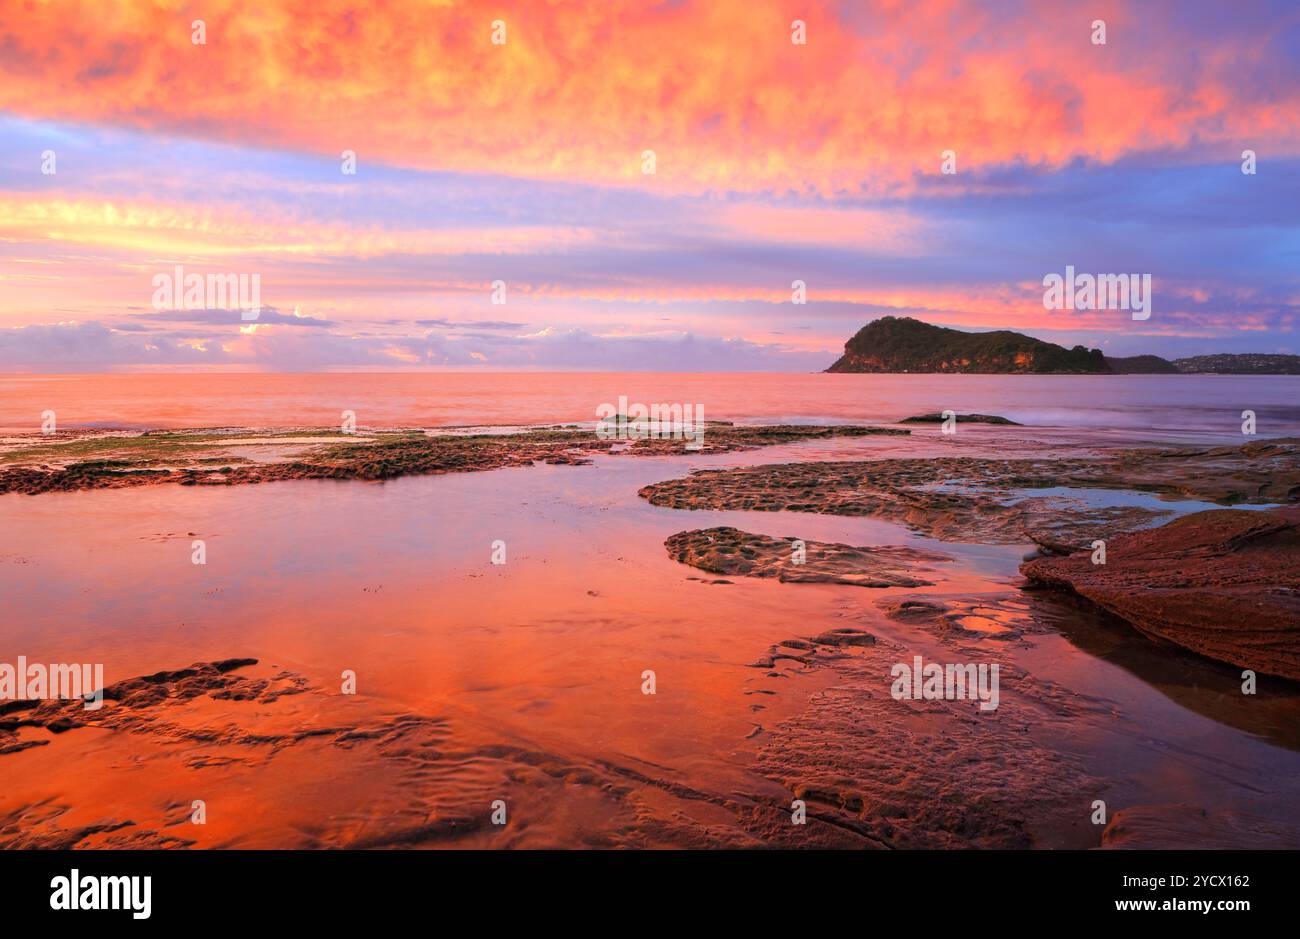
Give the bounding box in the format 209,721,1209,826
900,413,1021,425
1101,803,1300,849
0,424,907,495
640,439,1298,544
1022,507,1300,680
665,526,951,588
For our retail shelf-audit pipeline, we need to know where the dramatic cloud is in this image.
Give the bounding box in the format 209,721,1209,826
2,1,1298,194
0,319,830,371
0,1,1296,368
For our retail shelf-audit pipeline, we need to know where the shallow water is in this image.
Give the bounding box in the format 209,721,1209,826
2,379,1299,848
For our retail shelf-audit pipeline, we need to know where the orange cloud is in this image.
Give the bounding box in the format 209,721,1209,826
3,0,1296,194
0,197,595,256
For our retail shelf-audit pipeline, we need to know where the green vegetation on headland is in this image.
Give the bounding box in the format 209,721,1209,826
825,317,1300,374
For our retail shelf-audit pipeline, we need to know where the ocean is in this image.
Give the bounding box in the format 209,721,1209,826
2,371,1298,441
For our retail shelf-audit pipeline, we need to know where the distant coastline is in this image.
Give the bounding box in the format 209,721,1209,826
826,317,1300,375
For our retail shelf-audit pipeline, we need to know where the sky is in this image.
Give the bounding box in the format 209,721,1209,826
1,0,1298,371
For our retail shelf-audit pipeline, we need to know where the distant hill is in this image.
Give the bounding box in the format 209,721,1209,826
825,317,1107,374
1104,354,1179,374
825,317,1300,375
1171,354,1300,375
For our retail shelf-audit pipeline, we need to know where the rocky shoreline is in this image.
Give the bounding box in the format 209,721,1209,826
1022,507,1300,680
0,423,906,496
640,438,1298,544
645,437,1300,688
5,421,1298,849
664,526,951,588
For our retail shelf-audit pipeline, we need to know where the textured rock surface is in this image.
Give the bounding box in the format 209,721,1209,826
0,658,308,757
1102,803,1300,849
1022,507,1300,680
640,439,1298,544
665,527,951,588
900,412,1020,425
0,423,905,495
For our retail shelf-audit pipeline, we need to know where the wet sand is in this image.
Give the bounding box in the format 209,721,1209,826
3,425,1299,848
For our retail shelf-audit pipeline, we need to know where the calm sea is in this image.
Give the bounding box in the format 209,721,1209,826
2,372,1297,441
